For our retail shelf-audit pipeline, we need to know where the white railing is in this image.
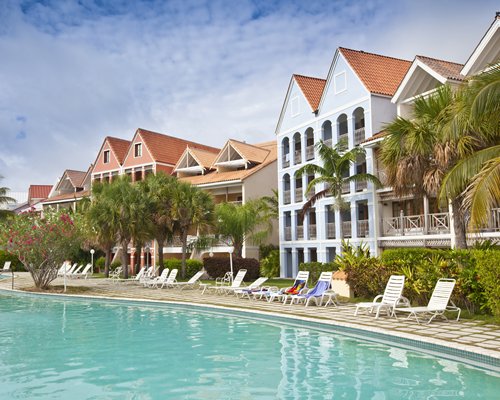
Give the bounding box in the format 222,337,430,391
428,213,450,234
323,139,332,148
283,190,291,204
327,222,335,239
295,187,303,202
294,150,302,164
489,208,500,231
284,227,292,241
354,127,365,145
306,145,314,160
296,226,304,240
342,181,350,194
338,134,348,151
382,212,450,236
355,180,367,191
282,156,290,168
357,220,369,237
342,221,352,238
308,224,317,240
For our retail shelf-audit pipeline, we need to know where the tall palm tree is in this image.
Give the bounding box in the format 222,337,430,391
0,176,15,220
381,85,469,248
440,65,500,228
139,172,177,271
215,199,272,257
171,182,214,278
296,140,380,215
262,189,279,220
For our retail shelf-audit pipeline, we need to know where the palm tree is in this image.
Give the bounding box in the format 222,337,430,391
171,182,214,278
215,199,272,257
440,65,500,228
262,189,279,220
381,85,469,248
296,140,380,215
139,173,177,271
0,176,15,220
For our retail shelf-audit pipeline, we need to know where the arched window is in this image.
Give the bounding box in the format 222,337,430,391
337,113,348,150
305,128,314,161
322,120,332,146
281,137,290,168
283,174,291,204
353,107,365,145
293,132,302,165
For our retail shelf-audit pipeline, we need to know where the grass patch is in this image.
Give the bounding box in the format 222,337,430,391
23,286,93,294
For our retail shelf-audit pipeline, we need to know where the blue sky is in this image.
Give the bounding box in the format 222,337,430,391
0,0,497,191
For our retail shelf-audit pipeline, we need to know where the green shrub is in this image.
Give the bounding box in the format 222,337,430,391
162,258,203,278
0,250,23,272
299,262,337,284
203,256,260,280
472,249,500,316
110,261,121,270
260,249,280,278
259,244,278,260
96,256,106,271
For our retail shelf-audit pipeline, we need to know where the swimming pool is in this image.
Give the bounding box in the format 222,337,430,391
0,293,498,399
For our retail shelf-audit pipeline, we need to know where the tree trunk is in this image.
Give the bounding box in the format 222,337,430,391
104,248,111,277
134,243,142,275
157,237,165,273
121,239,129,279
181,230,188,279
452,198,468,249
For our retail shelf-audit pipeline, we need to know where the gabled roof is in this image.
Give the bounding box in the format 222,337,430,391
28,185,52,201
135,128,220,165
107,137,131,164
42,190,90,204
65,170,87,188
339,47,412,96
416,56,464,81
174,146,220,173
293,74,327,111
226,140,270,164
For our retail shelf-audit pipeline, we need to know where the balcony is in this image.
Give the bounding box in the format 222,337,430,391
354,127,365,145
282,155,290,168
341,181,350,194
338,134,348,151
295,187,303,202
306,145,314,161
355,180,367,192
357,220,369,237
327,222,336,239
294,150,302,164
284,226,292,241
341,221,352,238
308,224,317,240
323,139,332,148
382,212,450,236
296,226,304,240
283,190,291,204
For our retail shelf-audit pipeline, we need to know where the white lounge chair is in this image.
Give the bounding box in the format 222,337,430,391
288,272,334,306
202,269,247,294
160,269,179,289
354,275,406,318
72,264,92,279
232,277,269,298
146,268,170,288
2,261,11,271
395,279,460,324
109,266,123,281
58,262,77,277
168,271,204,290
139,266,155,285
266,270,309,302
69,265,84,277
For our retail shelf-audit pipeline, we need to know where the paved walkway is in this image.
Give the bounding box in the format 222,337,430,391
1,273,499,370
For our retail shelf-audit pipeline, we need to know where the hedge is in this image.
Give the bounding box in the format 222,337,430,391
203,256,260,281
162,258,203,278
260,249,280,278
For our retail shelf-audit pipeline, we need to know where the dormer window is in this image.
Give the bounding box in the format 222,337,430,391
103,150,110,164
134,143,142,157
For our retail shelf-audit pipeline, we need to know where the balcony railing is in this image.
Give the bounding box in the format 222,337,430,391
294,150,302,164
308,224,317,240
354,127,365,145
306,145,314,161
283,190,291,204
282,155,290,168
327,222,336,239
338,134,348,151
323,138,332,148
295,187,303,202
341,221,352,238
284,227,292,241
296,226,304,240
342,181,350,194
357,220,369,238
382,212,450,236
489,208,500,231
355,180,367,192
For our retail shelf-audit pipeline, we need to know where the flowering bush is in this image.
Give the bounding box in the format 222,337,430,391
0,210,82,289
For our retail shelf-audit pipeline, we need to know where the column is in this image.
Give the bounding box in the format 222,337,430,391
350,201,358,238
291,248,298,277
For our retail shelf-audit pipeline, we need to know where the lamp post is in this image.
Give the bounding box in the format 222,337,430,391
228,247,234,284
90,249,95,275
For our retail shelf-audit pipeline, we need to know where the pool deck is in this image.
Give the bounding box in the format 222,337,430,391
2,273,499,370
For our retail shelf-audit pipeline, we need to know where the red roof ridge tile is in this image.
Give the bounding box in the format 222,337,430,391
339,47,411,64
415,55,464,68
293,73,326,82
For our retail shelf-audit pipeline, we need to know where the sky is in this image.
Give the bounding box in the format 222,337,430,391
0,0,498,192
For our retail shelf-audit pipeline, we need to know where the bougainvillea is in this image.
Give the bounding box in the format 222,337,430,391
0,210,82,289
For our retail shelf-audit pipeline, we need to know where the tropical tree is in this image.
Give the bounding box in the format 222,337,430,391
0,176,15,220
439,65,500,228
215,199,272,258
171,182,214,278
296,140,381,215
139,172,177,271
262,189,279,220
381,85,469,248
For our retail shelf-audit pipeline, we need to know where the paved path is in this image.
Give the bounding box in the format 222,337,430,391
1,273,499,369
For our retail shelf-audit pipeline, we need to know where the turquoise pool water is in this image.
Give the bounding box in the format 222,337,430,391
0,294,498,399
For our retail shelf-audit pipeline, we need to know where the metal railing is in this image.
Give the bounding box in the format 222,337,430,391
357,220,369,237
341,181,350,194
284,227,292,241
296,226,304,240
283,190,291,204
295,187,303,202
341,221,352,238
282,156,290,168
305,145,314,161
338,134,348,151
327,222,335,239
354,127,365,145
294,150,302,164
355,180,367,192
308,224,317,240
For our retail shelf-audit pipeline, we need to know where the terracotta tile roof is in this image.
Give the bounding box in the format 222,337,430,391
181,141,277,186
65,170,87,188
42,190,90,204
361,130,387,145
293,74,327,111
228,140,270,164
107,136,131,164
28,185,52,200
339,48,412,96
189,147,219,169
416,55,464,81
138,128,220,165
